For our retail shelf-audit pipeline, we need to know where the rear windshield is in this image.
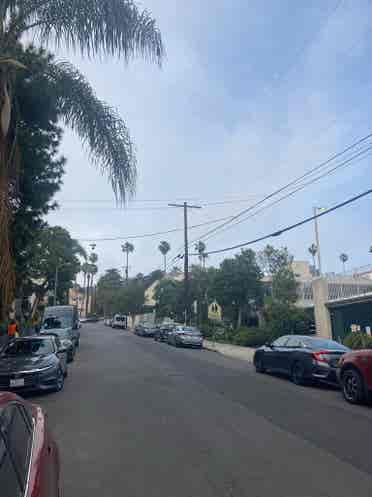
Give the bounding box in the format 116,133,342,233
176,327,201,336
303,338,348,351
44,307,73,327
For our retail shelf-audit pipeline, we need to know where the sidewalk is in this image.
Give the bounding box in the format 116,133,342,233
204,339,255,363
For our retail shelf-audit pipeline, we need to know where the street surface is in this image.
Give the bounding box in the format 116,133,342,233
35,323,372,497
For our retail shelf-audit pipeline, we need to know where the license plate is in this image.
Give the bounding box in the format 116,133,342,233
10,378,24,388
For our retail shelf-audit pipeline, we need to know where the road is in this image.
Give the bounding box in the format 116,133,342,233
34,323,372,497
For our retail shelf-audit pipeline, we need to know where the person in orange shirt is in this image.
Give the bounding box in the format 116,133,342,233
7,319,19,338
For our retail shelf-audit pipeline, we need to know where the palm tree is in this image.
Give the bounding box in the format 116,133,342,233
158,241,171,273
122,242,134,281
0,1,163,313
340,253,349,273
195,241,208,268
308,243,318,272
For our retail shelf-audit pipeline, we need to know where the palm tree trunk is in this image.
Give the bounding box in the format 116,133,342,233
164,254,166,273
85,273,91,317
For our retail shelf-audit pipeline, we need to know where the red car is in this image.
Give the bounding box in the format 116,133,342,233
338,350,372,404
0,392,60,497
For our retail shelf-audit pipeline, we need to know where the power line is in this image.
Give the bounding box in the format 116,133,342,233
76,214,235,242
199,143,372,244
193,187,372,256
186,131,372,248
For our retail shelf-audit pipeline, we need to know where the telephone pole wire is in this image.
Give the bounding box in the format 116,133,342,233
169,202,202,325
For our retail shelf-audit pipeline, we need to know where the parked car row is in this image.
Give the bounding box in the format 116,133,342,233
135,323,204,349
253,334,372,404
0,304,83,496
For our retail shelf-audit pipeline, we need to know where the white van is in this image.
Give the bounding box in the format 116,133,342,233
111,314,128,329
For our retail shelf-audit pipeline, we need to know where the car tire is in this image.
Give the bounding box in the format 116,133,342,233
64,368,68,378
54,368,65,392
342,368,366,404
255,356,266,373
291,361,306,385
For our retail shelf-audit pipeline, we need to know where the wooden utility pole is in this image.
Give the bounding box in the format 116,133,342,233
168,202,202,325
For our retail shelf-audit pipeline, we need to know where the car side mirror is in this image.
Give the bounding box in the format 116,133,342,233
265,342,273,348
58,347,68,354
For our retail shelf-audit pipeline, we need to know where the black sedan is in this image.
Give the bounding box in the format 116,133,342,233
0,336,68,393
253,335,349,385
154,325,174,342
168,326,203,349
40,328,75,362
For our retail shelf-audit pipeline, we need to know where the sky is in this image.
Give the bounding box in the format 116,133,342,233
47,0,372,279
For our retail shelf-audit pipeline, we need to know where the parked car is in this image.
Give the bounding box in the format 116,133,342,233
104,317,112,327
111,314,128,329
43,305,80,348
337,349,372,404
40,328,75,362
253,335,349,385
154,325,174,342
168,326,203,349
0,336,68,393
0,391,61,496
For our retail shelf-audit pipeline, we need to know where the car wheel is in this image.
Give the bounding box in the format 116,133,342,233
291,361,306,385
64,367,68,378
255,356,266,373
54,368,65,392
342,368,366,404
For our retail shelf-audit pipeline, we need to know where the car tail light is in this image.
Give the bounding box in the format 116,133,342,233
312,350,330,363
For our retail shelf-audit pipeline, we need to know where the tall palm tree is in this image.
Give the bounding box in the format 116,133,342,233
195,241,208,268
340,253,349,273
308,243,318,272
158,241,171,273
0,1,163,312
122,242,134,281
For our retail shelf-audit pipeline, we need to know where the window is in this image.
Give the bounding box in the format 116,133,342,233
272,336,289,347
1,405,32,491
286,337,303,348
3,339,54,357
303,337,348,351
0,433,22,497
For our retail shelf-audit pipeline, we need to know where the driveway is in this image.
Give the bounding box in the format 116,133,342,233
34,323,372,497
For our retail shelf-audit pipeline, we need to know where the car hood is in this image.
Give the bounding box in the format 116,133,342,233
0,355,56,373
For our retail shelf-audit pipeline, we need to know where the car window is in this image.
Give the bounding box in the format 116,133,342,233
303,337,348,351
286,337,302,348
3,339,54,356
1,404,32,492
0,432,22,497
272,336,289,347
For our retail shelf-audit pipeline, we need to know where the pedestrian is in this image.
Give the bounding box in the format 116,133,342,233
7,319,19,339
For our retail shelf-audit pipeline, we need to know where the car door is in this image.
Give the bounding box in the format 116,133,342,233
280,336,303,374
0,403,33,497
265,336,290,371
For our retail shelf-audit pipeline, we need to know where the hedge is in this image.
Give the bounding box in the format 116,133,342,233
233,327,271,347
343,332,372,350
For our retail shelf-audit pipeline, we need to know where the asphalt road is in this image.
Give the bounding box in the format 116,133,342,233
34,323,372,497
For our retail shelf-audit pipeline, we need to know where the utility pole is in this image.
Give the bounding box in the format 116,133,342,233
168,202,202,325
313,207,324,275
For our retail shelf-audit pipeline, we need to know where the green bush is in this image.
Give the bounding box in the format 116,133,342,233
233,327,271,347
343,332,372,350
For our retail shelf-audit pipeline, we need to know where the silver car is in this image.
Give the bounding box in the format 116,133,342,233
168,326,203,349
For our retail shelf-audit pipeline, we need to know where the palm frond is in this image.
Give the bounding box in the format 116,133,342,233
23,0,164,64
47,60,136,202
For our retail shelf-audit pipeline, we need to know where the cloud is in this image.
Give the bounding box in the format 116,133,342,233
47,0,372,278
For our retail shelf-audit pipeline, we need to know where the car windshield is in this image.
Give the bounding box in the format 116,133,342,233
2,339,54,357
177,327,201,336
304,338,348,351
42,329,71,340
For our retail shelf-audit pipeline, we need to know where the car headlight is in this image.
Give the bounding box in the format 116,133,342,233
37,364,58,373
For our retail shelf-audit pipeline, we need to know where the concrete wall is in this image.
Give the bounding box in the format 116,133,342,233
312,278,333,339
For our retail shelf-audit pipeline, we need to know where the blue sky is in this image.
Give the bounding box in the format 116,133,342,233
48,0,372,278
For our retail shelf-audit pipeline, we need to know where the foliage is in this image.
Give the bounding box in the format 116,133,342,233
343,332,372,350
272,267,298,304
264,302,314,339
154,279,184,320
143,270,164,289
96,269,123,316
190,265,218,324
26,226,84,307
115,281,145,316
0,0,163,308
212,249,263,328
158,241,170,271
258,245,293,275
233,327,271,347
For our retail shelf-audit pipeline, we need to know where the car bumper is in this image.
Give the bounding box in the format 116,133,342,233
176,339,203,348
0,369,60,392
311,362,339,384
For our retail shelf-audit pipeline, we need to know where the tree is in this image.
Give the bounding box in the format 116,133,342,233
340,253,349,273
0,1,164,312
212,250,263,328
115,280,145,316
190,265,218,325
96,269,123,316
195,241,208,268
154,279,184,321
308,243,318,272
26,226,85,313
122,242,134,281
259,245,297,303
158,241,171,273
